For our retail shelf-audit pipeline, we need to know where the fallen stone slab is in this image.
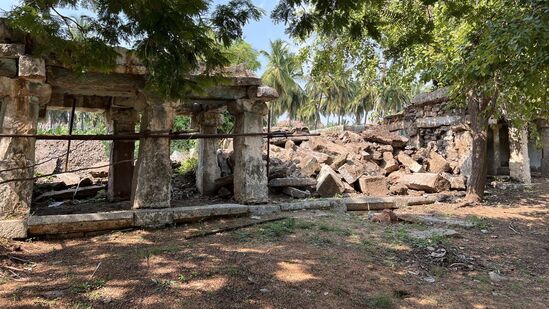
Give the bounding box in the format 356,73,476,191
269,177,317,188
357,176,389,196
308,136,350,156
298,156,320,177
396,151,424,173
28,211,133,235
408,228,459,240
338,160,365,184
172,204,249,222
362,129,408,147
416,215,475,228
398,173,451,193
344,197,397,211
35,185,106,202
282,187,311,199
278,198,345,212
316,165,345,197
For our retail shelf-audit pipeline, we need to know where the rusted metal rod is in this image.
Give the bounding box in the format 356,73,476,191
0,132,320,141
65,98,77,171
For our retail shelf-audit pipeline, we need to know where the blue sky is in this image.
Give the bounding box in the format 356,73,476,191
0,0,291,74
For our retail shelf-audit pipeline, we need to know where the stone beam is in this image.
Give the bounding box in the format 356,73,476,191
131,95,174,208
539,121,549,178
229,99,269,204
47,66,144,97
489,124,501,175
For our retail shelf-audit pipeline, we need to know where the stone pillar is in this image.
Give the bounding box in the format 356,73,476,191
489,124,501,175
131,96,174,208
540,122,549,178
107,108,137,201
229,100,268,204
509,126,531,184
195,111,222,195
0,56,50,222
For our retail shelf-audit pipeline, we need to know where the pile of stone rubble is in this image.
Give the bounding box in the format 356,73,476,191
261,126,467,199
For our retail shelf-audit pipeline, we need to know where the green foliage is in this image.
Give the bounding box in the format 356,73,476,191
178,157,198,175
171,115,195,152
261,40,305,121
6,0,262,100
223,39,261,71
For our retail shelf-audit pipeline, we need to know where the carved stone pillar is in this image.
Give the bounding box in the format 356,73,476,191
107,108,137,201
0,57,50,222
489,124,501,175
195,111,223,195
539,121,549,178
229,100,268,204
509,126,531,184
131,95,174,208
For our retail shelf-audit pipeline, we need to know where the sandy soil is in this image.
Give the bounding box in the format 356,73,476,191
35,140,109,177
1,180,547,308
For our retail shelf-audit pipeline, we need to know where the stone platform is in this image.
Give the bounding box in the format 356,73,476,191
0,195,449,238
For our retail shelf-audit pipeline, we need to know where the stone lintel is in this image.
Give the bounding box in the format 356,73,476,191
18,55,46,81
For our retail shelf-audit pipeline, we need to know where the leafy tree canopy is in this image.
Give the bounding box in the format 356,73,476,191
223,39,261,71
5,0,263,99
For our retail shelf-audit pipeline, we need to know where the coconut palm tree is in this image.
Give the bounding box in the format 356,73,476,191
261,40,304,122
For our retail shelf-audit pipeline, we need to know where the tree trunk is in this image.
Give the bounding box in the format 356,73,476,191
465,91,491,202
355,112,362,125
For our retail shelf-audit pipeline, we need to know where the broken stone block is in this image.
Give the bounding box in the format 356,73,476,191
358,176,389,196
18,55,46,80
372,150,383,161
381,152,399,174
389,183,408,195
298,155,320,177
282,187,311,199
0,58,17,77
362,129,408,147
427,150,451,173
51,173,81,187
316,165,345,197
330,153,348,170
0,43,25,58
363,160,384,176
370,209,399,223
339,130,364,143
285,139,297,151
398,173,451,193
308,136,350,157
343,181,356,193
0,219,28,239
268,177,317,188
338,160,365,184
442,173,467,190
396,151,424,173
35,185,106,202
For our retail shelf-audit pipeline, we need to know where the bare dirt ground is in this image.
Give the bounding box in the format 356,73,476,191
1,179,548,308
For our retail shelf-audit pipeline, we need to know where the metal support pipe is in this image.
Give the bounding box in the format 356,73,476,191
266,108,272,177
0,132,320,141
65,98,77,171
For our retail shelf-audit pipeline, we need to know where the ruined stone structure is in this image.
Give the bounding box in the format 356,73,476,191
383,87,548,183
0,20,277,237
